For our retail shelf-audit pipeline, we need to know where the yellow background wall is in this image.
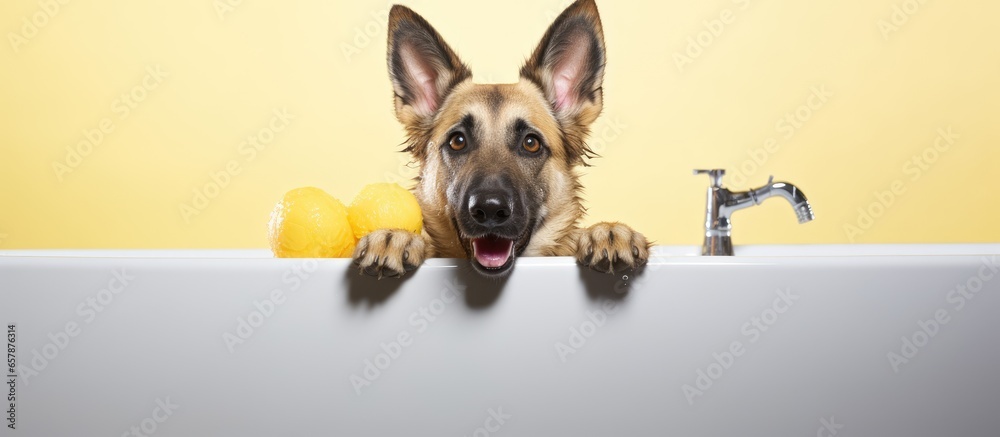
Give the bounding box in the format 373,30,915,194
1,0,997,249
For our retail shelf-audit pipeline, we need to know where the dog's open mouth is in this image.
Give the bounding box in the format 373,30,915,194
471,235,515,274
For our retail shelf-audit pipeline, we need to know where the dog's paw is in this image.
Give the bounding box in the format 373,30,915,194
574,222,650,274
352,229,430,279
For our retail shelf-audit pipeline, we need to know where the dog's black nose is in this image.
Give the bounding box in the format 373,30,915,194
468,191,512,226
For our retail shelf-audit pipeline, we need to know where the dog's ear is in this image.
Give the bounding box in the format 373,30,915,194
387,5,471,129
521,0,606,128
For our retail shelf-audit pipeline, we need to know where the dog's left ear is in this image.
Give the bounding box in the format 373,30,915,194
387,5,471,130
521,0,606,128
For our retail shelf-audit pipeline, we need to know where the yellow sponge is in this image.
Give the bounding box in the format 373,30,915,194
347,183,423,240
267,187,356,258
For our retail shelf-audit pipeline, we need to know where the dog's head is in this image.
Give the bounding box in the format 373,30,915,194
387,0,605,277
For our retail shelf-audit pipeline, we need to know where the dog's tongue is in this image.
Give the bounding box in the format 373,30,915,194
472,236,514,268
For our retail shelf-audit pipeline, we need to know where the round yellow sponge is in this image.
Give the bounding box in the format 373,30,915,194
267,187,356,258
347,183,423,240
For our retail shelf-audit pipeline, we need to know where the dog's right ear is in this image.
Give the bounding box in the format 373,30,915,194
387,5,471,130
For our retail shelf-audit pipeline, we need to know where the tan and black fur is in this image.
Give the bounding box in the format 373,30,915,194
353,0,650,278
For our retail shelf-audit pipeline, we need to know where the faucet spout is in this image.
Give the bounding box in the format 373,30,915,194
694,169,815,256
744,180,815,224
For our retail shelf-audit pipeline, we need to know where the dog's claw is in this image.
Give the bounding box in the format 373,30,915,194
352,229,429,279
574,222,650,274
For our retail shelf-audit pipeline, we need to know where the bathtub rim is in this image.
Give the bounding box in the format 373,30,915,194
0,243,996,265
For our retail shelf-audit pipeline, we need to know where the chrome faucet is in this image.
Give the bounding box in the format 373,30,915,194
694,169,815,256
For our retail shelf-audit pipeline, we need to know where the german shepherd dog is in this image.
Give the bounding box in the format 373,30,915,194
353,0,649,278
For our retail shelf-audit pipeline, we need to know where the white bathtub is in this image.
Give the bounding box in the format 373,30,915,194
2,244,999,436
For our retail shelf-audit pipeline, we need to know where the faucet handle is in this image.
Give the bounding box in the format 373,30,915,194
693,169,726,188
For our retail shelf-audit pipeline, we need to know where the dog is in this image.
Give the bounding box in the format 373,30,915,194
352,0,649,278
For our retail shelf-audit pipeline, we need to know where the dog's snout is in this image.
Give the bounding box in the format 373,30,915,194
468,191,512,226
458,173,526,237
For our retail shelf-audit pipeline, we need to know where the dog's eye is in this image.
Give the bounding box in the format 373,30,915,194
522,134,541,153
448,133,467,151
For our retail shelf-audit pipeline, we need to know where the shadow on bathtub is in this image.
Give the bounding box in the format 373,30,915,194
579,265,642,301
344,269,406,306
344,261,643,308
343,262,510,309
